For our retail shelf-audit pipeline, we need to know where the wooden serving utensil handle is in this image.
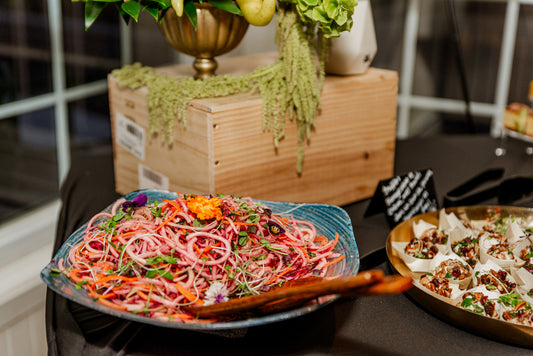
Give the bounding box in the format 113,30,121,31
257,274,412,314
186,270,411,317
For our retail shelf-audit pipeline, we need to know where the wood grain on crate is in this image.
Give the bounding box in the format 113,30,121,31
109,54,398,205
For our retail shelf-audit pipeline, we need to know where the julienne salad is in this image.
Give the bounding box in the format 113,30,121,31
50,193,345,323
392,208,533,327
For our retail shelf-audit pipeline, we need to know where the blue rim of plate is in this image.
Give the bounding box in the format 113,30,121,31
41,189,359,330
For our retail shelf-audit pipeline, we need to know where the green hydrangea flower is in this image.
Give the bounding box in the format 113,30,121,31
296,0,357,38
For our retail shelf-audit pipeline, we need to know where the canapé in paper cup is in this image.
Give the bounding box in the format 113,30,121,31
510,264,533,288
479,243,515,271
506,221,526,246
453,285,503,318
391,241,433,273
413,220,436,238
414,276,463,303
510,238,533,268
472,259,518,294
429,252,473,289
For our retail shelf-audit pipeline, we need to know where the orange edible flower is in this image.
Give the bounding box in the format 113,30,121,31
186,196,223,220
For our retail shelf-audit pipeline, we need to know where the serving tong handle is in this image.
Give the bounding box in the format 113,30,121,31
186,270,412,317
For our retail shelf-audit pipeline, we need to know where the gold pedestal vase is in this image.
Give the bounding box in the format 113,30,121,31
158,5,249,80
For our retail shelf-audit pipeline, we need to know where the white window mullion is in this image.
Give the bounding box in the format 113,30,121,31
47,0,70,184
492,0,520,136
120,20,133,65
397,0,421,139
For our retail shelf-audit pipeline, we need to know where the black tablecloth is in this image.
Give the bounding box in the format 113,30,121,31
46,135,533,355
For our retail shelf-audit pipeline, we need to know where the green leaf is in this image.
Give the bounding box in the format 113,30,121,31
159,270,174,280
143,5,160,21
146,270,157,278
108,240,118,250
122,1,141,21
116,3,132,25
150,205,163,217
498,293,524,306
260,238,271,248
50,268,62,277
113,212,126,221
146,268,174,280
84,1,107,30
473,305,485,314
76,280,89,290
183,1,197,30
461,297,473,308
145,0,171,7
246,214,260,224
150,1,170,21
208,0,242,16
254,254,266,261
145,254,178,264
238,230,248,246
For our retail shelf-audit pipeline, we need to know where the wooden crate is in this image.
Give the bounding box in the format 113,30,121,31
108,53,398,206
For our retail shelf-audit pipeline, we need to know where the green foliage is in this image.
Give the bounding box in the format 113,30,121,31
76,0,241,30
295,0,357,37
75,0,357,36
112,5,328,173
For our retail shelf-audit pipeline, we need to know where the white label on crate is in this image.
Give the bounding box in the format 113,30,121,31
115,112,145,161
138,164,169,190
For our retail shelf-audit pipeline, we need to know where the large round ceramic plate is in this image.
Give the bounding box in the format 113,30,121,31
386,206,533,348
41,189,359,330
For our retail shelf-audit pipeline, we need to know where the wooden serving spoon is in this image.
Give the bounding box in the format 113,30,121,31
185,270,412,317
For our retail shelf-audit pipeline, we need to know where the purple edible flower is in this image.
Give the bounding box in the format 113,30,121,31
267,220,285,235
122,193,148,212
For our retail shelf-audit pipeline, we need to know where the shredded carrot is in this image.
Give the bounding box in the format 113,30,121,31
115,231,137,239
201,242,221,257
176,283,204,305
298,246,310,262
155,209,180,232
93,274,139,285
314,235,329,246
328,233,340,252
277,217,290,224
136,290,149,300
162,198,181,212
89,290,117,299
169,313,195,320
68,269,84,283
322,255,345,270
267,266,293,284
193,244,203,256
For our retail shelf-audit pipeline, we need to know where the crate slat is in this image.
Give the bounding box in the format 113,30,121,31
109,54,398,205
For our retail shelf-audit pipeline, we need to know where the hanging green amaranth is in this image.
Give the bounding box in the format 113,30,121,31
112,5,328,173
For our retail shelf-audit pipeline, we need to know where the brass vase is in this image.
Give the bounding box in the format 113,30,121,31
158,4,249,79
